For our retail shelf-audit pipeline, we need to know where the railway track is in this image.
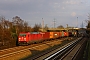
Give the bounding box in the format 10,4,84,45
0,37,71,60
27,37,87,60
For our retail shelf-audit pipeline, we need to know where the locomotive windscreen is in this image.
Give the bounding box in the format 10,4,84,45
19,34,26,37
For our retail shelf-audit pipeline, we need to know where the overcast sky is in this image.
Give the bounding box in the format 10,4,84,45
0,0,90,28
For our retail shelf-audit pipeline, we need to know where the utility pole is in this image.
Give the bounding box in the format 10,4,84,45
42,18,44,32
66,24,68,32
81,21,84,28
66,24,68,38
54,18,56,28
66,24,68,31
77,17,78,28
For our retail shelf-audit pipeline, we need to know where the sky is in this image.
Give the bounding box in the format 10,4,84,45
0,0,90,28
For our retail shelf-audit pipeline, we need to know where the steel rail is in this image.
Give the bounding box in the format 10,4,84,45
44,37,82,60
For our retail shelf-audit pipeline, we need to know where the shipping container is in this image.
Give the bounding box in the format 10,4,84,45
41,32,50,40
64,32,69,37
59,32,62,37
50,32,60,39
61,31,65,37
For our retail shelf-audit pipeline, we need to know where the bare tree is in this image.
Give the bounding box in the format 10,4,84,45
23,21,32,32
0,16,12,46
12,16,24,34
0,16,33,49
32,24,41,32
85,13,90,34
86,13,90,28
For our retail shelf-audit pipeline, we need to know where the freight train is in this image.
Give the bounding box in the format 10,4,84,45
18,31,72,45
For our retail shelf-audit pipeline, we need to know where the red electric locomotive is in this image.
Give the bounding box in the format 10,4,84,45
18,32,50,45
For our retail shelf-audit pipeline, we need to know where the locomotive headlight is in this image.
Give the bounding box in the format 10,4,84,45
24,38,26,41
19,38,21,40
19,38,21,41
55,34,57,36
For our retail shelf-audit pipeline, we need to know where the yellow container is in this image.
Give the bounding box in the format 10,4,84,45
50,32,60,39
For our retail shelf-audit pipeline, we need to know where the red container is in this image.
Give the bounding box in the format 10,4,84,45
59,32,62,37
40,32,50,40
64,32,69,37
45,32,50,39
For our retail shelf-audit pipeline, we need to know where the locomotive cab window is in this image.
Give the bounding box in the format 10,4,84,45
19,34,26,37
